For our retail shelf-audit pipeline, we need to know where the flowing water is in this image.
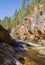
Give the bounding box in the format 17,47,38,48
0,40,45,65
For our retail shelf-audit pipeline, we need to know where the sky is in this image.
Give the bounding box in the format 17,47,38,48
0,0,22,20
0,0,32,20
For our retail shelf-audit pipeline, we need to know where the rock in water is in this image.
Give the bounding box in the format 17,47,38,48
0,42,16,65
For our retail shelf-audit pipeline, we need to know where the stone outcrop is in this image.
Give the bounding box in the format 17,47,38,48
0,25,11,43
10,4,45,46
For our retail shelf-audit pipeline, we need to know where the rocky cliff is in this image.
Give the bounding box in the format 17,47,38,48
10,4,45,45
0,25,11,43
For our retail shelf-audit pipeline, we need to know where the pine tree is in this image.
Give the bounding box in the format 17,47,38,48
32,0,41,6
21,0,26,19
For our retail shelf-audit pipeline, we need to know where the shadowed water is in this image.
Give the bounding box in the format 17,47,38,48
0,40,45,65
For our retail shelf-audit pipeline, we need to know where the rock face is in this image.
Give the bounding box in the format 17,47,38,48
10,4,45,45
0,42,16,65
0,25,11,43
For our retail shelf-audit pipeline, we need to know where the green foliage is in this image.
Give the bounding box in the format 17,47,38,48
26,2,33,16
12,9,23,28
32,0,38,6
0,17,11,29
41,0,45,9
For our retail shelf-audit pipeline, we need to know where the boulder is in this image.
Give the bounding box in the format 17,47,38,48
0,25,11,43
